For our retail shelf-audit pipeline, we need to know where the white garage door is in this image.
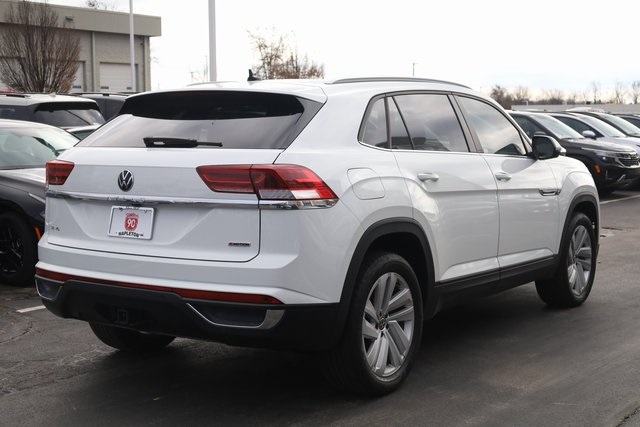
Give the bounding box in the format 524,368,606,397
71,62,85,92
100,63,137,92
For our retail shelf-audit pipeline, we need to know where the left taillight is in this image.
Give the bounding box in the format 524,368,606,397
46,160,74,186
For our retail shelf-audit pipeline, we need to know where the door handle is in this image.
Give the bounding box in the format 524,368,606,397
418,173,439,182
539,188,560,196
495,171,512,182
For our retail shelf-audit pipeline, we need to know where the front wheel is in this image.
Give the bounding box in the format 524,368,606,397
535,212,596,307
89,322,175,352
324,252,423,395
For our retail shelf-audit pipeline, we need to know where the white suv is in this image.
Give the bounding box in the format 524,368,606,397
36,78,599,395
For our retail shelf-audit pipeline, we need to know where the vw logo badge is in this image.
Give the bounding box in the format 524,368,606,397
117,170,134,192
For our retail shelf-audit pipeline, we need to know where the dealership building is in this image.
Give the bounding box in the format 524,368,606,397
0,0,161,92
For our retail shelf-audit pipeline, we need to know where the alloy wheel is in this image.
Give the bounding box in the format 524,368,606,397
362,272,415,378
567,224,592,297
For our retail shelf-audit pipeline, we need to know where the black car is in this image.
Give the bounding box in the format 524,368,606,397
548,111,640,154
510,111,640,193
570,110,640,138
0,93,105,129
0,119,78,286
72,92,127,121
614,113,640,130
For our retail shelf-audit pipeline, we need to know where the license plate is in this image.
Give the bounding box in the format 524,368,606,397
108,206,154,239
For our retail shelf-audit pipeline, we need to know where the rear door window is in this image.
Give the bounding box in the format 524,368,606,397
393,94,469,152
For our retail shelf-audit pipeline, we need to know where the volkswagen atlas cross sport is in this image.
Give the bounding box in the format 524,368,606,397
37,78,600,395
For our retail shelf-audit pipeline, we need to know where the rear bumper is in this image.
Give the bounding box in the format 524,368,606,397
36,274,343,351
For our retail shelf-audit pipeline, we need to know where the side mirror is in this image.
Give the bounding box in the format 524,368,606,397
582,130,597,139
531,134,564,160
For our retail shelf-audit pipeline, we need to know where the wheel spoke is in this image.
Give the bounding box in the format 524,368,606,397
572,262,587,294
364,300,377,320
373,335,390,375
372,276,388,313
373,273,396,315
388,288,412,312
387,320,410,357
388,305,414,323
362,318,379,340
576,246,592,263
366,335,383,368
385,328,404,367
572,226,588,254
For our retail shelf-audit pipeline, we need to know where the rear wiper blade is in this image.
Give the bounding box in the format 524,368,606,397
143,137,223,148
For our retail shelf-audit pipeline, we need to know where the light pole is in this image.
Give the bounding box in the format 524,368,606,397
208,0,217,82
129,0,136,91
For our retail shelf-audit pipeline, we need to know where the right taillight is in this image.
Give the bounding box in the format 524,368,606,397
46,160,75,186
196,164,338,207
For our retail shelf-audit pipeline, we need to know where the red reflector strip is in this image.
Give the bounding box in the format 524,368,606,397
35,268,282,305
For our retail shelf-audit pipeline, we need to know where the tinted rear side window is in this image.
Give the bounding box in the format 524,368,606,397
394,94,469,152
81,91,322,149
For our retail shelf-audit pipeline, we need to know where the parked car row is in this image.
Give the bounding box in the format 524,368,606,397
508,109,640,194
0,79,612,395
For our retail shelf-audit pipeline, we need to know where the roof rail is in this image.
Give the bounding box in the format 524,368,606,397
329,77,471,89
0,93,31,98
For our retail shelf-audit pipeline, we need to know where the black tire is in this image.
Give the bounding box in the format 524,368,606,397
535,212,596,307
0,211,38,286
324,252,423,395
89,322,175,352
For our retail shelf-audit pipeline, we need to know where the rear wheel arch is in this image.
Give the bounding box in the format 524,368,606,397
337,219,436,331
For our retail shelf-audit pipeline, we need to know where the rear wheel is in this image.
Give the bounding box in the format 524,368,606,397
89,322,175,352
535,212,596,307
0,212,38,286
324,252,423,395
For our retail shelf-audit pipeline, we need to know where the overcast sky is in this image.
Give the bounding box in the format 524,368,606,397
48,0,639,97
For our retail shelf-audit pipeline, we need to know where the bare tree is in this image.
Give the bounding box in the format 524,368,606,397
565,91,587,105
541,89,565,105
490,85,512,109
511,86,531,105
249,31,324,80
610,81,627,104
0,1,80,93
631,81,640,104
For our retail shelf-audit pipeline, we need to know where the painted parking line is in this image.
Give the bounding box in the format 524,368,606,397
601,194,640,205
16,305,46,314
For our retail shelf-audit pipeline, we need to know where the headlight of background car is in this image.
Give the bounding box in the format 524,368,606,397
582,148,620,163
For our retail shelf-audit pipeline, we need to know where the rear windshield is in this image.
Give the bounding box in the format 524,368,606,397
33,102,105,128
79,91,322,149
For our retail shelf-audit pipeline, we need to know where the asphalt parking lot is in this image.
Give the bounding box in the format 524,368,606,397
2,191,640,427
